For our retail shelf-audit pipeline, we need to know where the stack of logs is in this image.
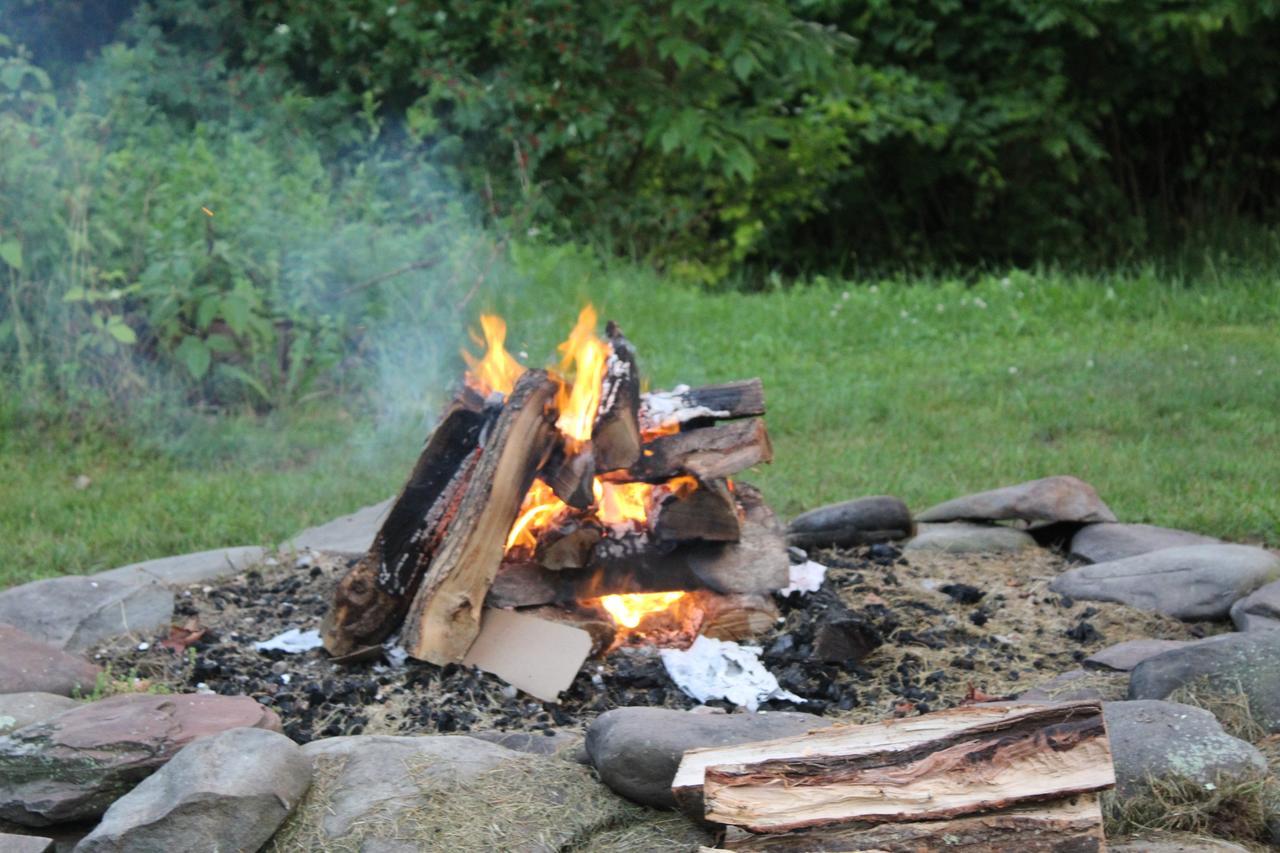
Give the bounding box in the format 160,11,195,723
321,321,788,664
676,700,1116,852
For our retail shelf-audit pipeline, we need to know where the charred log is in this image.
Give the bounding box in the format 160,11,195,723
592,321,643,472
652,478,742,543
400,370,560,665
639,379,765,433
613,418,773,483
541,437,595,509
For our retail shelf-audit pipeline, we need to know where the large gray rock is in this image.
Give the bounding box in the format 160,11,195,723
0,576,174,653
917,476,1116,525
0,694,78,735
585,707,827,809
76,727,310,853
271,734,658,852
1128,631,1280,732
0,693,282,826
1083,639,1193,672
1049,544,1280,621
96,546,266,588
1109,833,1252,852
1230,579,1280,631
1070,523,1220,564
903,522,1036,555
0,625,101,696
786,496,913,548
0,833,55,852
282,499,391,554
1103,700,1267,799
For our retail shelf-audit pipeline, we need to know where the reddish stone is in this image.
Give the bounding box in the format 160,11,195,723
0,624,101,697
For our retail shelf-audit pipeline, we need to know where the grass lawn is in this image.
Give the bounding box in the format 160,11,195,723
3,249,1278,588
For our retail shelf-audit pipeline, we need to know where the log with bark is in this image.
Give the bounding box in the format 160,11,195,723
613,418,773,483
673,701,1113,840
639,379,766,433
322,386,493,657
652,478,742,543
541,436,595,509
591,321,643,471
400,370,560,664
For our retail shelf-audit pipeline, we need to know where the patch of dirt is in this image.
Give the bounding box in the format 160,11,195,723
88,543,1216,743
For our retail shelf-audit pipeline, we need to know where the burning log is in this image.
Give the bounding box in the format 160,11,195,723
322,386,493,657
400,370,560,665
639,379,766,433
591,321,643,472
618,418,773,483
696,593,780,642
536,519,603,570
541,437,595,509
716,795,1105,852
652,478,742,543
673,701,1112,845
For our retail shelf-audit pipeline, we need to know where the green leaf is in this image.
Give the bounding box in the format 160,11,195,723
175,337,211,380
221,296,251,336
732,52,754,82
0,240,22,272
204,333,237,354
216,363,270,402
196,294,220,331
106,317,137,345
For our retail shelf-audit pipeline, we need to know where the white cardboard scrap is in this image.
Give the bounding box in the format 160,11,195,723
779,560,827,596
660,635,804,712
463,608,592,703
253,627,324,654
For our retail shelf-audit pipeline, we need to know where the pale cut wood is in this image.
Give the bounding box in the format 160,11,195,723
696,593,779,642
672,702,1109,816
322,386,491,657
536,520,604,570
698,702,1113,833
614,418,773,483
542,437,595,508
639,379,766,433
592,321,642,471
653,477,742,543
401,370,559,664
719,794,1104,852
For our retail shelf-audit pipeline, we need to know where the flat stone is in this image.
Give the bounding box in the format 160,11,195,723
1050,544,1280,621
903,522,1037,554
281,498,392,554
0,576,174,653
466,729,583,758
1070,523,1220,564
280,734,652,851
0,625,101,696
1017,669,1128,703
786,496,913,548
1103,700,1267,799
0,693,282,826
0,833,54,852
1128,631,1280,732
77,728,310,853
585,707,827,808
916,475,1116,525
1230,579,1280,631
0,694,78,735
1083,639,1194,672
96,546,266,588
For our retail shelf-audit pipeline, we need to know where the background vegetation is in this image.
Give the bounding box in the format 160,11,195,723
1,0,1277,584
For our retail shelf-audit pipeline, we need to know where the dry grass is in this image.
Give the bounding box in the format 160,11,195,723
1103,772,1271,842
1169,679,1271,745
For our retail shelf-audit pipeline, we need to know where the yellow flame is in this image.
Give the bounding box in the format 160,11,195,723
463,315,526,397
554,306,610,443
593,479,652,525
600,592,687,629
505,479,566,552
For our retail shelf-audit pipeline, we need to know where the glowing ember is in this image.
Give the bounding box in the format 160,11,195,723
555,306,610,444
505,479,566,552
463,315,526,397
599,591,687,628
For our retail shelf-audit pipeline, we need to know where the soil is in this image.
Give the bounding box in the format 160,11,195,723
87,542,1218,745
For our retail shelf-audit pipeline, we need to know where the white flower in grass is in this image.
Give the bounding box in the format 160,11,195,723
274,23,290,35
1008,366,1019,375
387,5,397,15
935,303,944,313
841,291,850,300
974,297,988,309
869,285,879,294
1086,358,1095,368
899,309,909,319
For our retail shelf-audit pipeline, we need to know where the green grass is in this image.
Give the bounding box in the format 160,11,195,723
3,249,1279,589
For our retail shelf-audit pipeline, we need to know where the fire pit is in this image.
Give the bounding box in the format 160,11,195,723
321,307,788,699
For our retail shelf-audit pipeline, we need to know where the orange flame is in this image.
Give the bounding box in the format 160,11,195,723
554,306,610,444
463,315,526,397
599,591,687,628
505,479,567,552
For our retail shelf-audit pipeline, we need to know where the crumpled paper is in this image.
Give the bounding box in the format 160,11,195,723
660,635,805,712
779,560,827,596
253,628,323,654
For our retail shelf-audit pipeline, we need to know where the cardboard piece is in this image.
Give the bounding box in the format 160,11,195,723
463,608,592,703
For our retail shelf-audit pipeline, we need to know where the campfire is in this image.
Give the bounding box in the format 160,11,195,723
321,307,786,697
